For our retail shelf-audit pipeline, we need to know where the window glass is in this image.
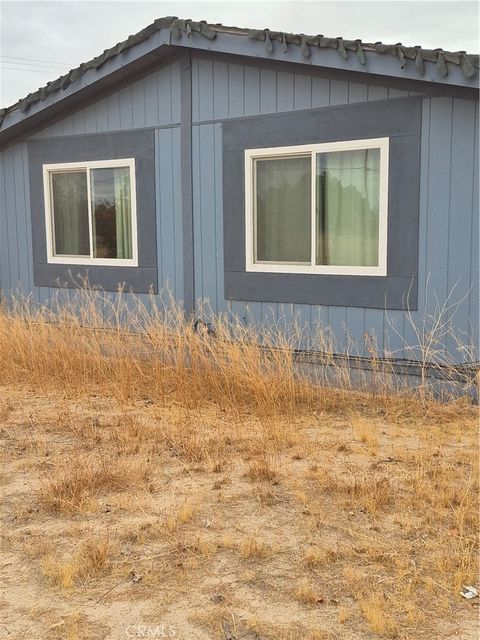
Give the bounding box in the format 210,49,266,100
316,148,380,267
51,171,89,256
255,156,311,263
91,167,132,259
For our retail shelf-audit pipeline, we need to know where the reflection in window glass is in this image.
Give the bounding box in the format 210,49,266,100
51,171,90,256
255,156,311,263
91,167,132,259
316,148,380,267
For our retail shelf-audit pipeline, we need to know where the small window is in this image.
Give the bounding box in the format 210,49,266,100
43,159,137,266
245,138,389,276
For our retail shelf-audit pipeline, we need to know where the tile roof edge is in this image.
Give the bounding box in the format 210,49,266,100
1,16,478,127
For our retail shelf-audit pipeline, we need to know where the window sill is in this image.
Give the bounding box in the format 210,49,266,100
47,257,139,268
246,263,387,277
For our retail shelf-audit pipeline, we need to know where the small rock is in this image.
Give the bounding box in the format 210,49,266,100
211,593,225,604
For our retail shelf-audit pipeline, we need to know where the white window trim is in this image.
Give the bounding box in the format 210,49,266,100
42,158,138,267
245,137,389,277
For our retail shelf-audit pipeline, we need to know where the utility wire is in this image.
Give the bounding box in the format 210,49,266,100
0,54,76,67
0,66,64,74
1,60,70,71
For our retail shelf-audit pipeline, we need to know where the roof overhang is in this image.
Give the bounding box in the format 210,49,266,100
0,22,478,149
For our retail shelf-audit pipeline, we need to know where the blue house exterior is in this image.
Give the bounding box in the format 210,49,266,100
0,18,478,371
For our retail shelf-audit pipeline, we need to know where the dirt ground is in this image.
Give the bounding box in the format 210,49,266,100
0,384,478,640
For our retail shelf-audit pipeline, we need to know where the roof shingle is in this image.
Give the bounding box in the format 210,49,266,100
0,16,478,127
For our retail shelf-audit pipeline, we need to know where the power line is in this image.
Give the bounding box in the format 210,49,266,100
0,54,76,67
1,59,69,71
0,65,62,74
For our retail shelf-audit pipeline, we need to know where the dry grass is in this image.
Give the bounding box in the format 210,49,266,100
38,455,149,513
239,535,269,559
42,536,111,590
360,595,399,636
0,291,478,639
293,580,324,605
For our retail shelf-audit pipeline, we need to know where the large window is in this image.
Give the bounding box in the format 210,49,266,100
43,158,137,266
245,138,389,276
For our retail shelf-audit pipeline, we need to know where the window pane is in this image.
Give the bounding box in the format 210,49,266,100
316,148,380,267
255,156,311,263
91,167,132,259
51,171,89,256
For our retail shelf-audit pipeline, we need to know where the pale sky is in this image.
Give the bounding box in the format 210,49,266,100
1,0,479,108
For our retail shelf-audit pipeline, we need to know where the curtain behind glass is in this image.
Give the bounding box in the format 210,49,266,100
316,149,380,266
256,156,311,263
51,171,90,256
91,167,132,259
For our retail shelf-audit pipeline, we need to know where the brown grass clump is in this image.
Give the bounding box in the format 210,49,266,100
42,536,111,590
38,455,148,513
360,595,399,636
293,580,324,605
349,475,393,515
0,290,478,640
245,453,279,483
0,286,476,416
239,536,268,559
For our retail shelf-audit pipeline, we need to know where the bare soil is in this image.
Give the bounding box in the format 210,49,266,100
0,384,478,640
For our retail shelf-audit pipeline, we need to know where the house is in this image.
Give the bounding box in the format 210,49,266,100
0,17,478,379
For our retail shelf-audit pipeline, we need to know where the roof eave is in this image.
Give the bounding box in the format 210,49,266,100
0,26,478,147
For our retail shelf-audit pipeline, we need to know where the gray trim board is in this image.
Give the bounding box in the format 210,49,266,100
180,50,195,315
222,96,421,310
29,123,182,143
28,129,158,293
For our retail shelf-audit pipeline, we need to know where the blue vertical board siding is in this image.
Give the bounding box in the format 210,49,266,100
276,72,294,111
155,127,183,303
260,69,277,113
244,66,261,115
198,125,218,308
228,64,245,117
31,61,181,139
213,124,226,314
294,74,312,109
446,99,476,359
196,58,214,122
422,97,452,361
119,86,134,130
364,309,384,355
0,152,9,292
95,99,109,131
401,98,431,360
2,149,20,291
106,93,121,130
348,83,368,103
262,302,278,328
1,53,477,365
83,104,98,133
329,79,349,105
469,104,479,359
0,144,33,295
132,79,147,129
367,85,388,101
171,127,184,305
213,60,229,119
311,77,330,108
191,123,225,317
191,126,203,305
12,146,32,293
